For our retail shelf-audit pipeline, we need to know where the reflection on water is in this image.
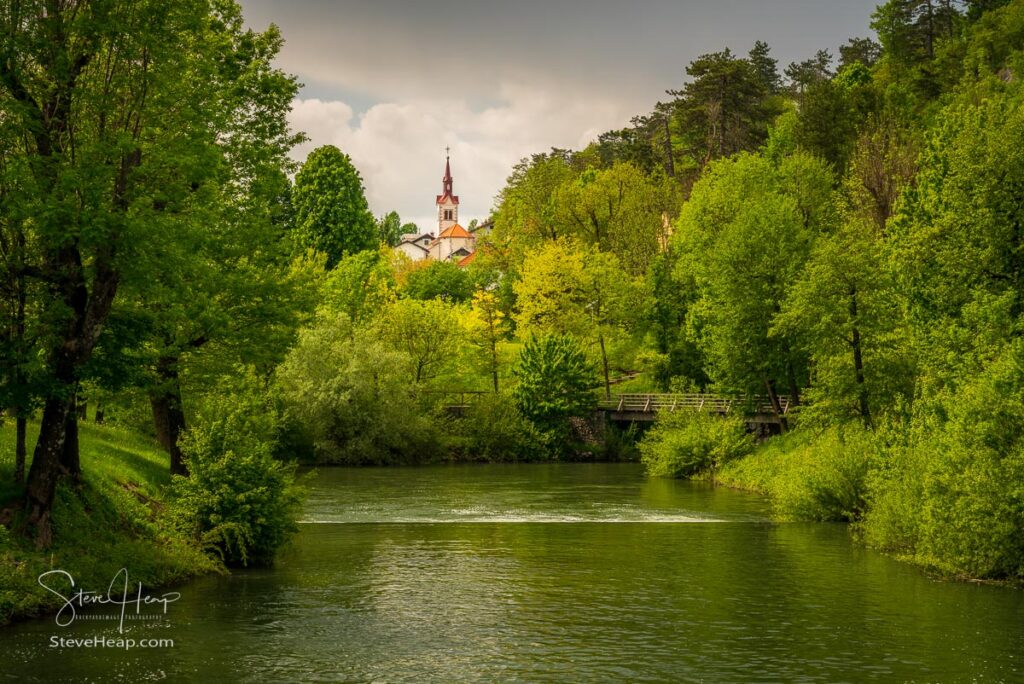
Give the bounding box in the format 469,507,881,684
1,463,1021,682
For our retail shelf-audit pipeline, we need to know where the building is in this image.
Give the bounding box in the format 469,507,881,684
395,233,433,261
395,152,480,265
429,223,475,261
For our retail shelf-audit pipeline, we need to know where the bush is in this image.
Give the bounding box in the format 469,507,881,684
276,312,442,464
513,334,597,443
861,342,1024,579
444,392,551,462
170,400,304,567
716,425,875,522
640,411,753,478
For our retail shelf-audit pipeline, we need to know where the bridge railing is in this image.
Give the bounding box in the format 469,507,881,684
597,393,790,416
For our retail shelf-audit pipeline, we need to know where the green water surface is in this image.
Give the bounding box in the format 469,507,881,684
1,463,1021,682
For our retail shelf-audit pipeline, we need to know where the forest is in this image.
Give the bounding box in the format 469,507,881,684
1,0,1023,624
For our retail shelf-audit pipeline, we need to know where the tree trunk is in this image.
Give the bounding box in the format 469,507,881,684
94,404,105,424
76,399,87,420
24,396,74,547
61,392,82,481
15,416,26,484
150,357,188,476
599,331,611,400
661,114,676,178
490,339,499,393
849,286,872,428
763,375,788,433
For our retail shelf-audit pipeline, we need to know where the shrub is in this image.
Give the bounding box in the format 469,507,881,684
445,392,551,462
640,411,753,478
513,334,597,443
170,401,304,567
772,427,875,522
861,342,1024,579
277,312,443,464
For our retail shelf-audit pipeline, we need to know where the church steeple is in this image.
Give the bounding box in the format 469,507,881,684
442,152,453,197
436,148,459,233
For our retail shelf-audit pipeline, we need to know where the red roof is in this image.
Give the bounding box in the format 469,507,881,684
437,223,472,239
457,250,478,268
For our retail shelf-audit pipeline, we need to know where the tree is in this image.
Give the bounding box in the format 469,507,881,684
464,290,507,392
402,260,475,303
674,152,835,413
376,211,404,247
492,151,576,251
513,334,596,438
552,162,675,274
513,241,640,399
276,312,439,464
889,83,1024,385
785,49,834,95
377,298,463,384
0,0,297,543
292,145,376,267
321,247,396,326
118,9,305,476
775,217,911,426
748,40,782,94
670,50,777,167
839,37,883,69
795,79,859,173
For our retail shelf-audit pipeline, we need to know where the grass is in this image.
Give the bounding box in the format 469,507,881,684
0,420,217,625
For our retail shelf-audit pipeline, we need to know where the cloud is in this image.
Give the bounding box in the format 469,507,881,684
248,0,881,231
288,84,633,232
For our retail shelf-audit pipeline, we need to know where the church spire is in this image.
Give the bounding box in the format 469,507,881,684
442,147,453,196
436,148,460,233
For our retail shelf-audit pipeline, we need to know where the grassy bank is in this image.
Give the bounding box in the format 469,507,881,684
711,422,1023,583
0,422,218,625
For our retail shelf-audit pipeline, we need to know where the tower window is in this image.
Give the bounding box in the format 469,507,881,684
444,210,453,221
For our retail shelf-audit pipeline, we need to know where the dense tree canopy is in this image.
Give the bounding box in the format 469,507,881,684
292,145,377,267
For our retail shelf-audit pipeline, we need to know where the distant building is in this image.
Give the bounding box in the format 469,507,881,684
429,223,475,261
396,152,481,267
395,233,433,261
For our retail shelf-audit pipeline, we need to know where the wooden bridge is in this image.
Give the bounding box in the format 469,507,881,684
598,393,791,425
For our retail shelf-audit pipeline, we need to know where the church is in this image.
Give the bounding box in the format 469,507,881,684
394,154,482,267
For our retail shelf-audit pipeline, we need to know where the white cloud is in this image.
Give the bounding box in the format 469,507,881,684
288,84,632,234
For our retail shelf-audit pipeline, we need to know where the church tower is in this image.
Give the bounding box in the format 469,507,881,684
436,151,459,234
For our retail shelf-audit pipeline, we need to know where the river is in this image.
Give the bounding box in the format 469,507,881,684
1,463,1021,682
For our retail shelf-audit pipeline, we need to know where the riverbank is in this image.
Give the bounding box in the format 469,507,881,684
713,424,1024,585
0,422,218,625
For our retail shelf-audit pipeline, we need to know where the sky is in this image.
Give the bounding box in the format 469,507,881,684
239,0,881,234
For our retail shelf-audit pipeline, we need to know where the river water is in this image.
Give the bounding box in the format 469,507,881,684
1,463,1021,682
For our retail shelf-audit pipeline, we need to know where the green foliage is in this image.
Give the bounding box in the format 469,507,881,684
861,342,1024,579
513,334,597,438
276,313,441,464
402,260,475,303
890,81,1024,386
670,49,781,166
444,392,551,462
675,152,834,397
170,401,303,567
377,298,464,384
775,217,913,426
292,145,377,267
377,211,404,247
641,411,752,478
321,248,396,325
717,426,876,522
0,421,215,624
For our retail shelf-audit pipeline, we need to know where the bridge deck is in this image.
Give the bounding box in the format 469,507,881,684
598,393,790,423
